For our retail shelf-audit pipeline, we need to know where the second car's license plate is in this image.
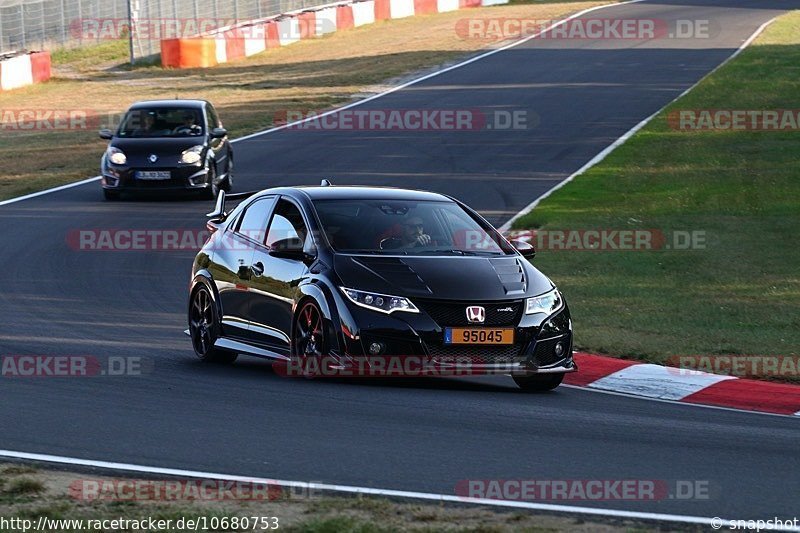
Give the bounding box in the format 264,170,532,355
444,328,514,345
135,171,171,180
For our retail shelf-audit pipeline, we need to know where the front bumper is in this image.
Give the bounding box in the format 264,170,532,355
101,163,210,192
330,297,576,377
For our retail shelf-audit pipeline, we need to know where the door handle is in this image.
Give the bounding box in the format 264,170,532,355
250,262,265,277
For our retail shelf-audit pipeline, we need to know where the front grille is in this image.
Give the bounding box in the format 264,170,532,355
532,336,569,366
425,343,524,365
416,300,523,327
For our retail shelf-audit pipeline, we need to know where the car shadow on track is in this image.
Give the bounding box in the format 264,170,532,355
181,355,528,393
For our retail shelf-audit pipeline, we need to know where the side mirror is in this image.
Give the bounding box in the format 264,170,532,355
99,129,113,140
269,238,315,263
511,239,536,260
210,127,227,139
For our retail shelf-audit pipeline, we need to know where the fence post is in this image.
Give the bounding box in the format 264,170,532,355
77,0,82,44
127,0,135,64
40,1,46,49
60,0,66,43
21,4,27,49
0,7,4,53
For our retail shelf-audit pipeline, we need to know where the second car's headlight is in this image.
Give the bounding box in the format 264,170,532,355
180,145,204,165
340,287,419,314
526,288,562,315
107,147,127,165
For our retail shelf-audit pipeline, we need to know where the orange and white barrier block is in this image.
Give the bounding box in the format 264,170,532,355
0,51,51,91
160,0,509,69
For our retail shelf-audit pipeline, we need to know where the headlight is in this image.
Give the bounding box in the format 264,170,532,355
340,287,419,314
180,145,204,165
525,288,562,315
107,147,127,165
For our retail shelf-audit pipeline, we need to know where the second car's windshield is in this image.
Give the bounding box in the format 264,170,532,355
117,107,204,138
313,199,512,255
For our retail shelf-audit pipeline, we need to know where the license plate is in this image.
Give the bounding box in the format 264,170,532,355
444,328,514,345
135,170,171,180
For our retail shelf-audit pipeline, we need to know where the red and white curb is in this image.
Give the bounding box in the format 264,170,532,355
565,353,800,417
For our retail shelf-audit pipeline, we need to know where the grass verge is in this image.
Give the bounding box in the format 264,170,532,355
0,1,611,202
512,11,800,375
0,462,684,532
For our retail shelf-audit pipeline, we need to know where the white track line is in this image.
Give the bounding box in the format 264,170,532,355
0,176,101,207
499,15,779,231
0,0,645,208
2,449,790,530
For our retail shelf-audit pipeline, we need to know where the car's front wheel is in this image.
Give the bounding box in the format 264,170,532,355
189,285,236,363
223,154,233,192
513,373,564,392
205,163,219,200
292,300,329,377
103,189,120,201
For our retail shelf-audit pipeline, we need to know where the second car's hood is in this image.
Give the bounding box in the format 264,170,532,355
109,137,206,167
334,254,553,301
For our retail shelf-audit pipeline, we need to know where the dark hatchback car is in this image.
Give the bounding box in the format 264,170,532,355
188,184,575,391
99,100,233,199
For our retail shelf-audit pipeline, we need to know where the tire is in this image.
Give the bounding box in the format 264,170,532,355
513,373,564,392
103,189,120,200
189,285,237,364
291,300,329,377
222,154,233,192
204,163,220,200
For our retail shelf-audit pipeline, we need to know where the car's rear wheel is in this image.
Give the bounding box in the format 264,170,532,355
103,189,120,201
292,301,329,377
513,373,564,392
189,285,236,363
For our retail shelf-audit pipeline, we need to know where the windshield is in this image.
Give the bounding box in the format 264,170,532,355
313,199,513,256
117,107,204,138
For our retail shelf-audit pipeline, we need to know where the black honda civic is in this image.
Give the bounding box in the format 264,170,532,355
99,99,233,200
188,183,575,391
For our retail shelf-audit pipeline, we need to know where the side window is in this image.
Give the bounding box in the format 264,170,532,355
206,104,221,129
236,197,275,244
266,199,310,252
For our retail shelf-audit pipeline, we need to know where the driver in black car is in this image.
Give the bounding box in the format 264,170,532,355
174,112,202,135
380,216,432,249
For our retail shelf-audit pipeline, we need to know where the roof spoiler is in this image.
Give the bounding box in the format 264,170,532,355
206,190,259,221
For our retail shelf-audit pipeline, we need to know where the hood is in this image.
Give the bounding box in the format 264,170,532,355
108,137,206,167
334,254,553,301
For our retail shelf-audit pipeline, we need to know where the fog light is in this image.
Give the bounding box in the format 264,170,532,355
554,342,564,357
369,342,384,355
